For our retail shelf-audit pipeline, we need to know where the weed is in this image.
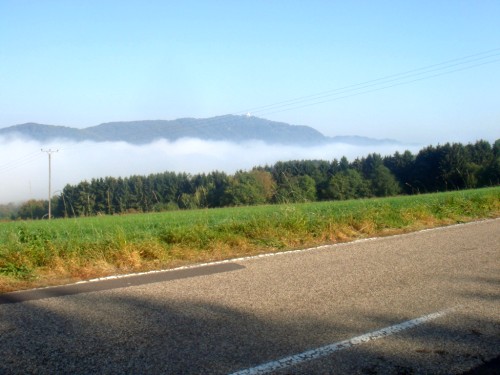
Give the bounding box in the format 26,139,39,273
0,187,498,291
0,263,33,279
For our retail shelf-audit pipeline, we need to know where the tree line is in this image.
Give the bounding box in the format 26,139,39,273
13,139,500,219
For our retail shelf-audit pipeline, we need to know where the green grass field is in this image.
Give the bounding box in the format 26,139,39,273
1,187,499,292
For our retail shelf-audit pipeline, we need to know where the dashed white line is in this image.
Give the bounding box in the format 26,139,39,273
229,307,456,375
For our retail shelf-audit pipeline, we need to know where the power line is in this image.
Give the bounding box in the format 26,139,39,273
0,150,44,175
232,48,500,117
0,48,498,186
253,57,500,118
81,48,500,142
3,48,495,148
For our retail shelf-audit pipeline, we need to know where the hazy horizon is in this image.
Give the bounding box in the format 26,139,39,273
1,1,498,204
1,2,499,145
1,113,497,146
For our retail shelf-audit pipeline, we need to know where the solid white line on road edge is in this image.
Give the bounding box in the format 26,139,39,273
229,307,457,375
75,218,497,285
14,218,498,293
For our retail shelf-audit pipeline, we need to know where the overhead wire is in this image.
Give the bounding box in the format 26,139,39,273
254,56,500,118
232,48,500,117
94,47,500,140
0,47,499,179
0,150,44,175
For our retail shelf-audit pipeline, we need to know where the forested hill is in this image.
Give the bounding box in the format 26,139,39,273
0,115,396,146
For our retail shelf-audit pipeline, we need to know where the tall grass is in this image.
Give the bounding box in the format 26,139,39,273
1,187,499,292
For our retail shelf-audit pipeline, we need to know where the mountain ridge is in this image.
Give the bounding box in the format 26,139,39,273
0,115,398,146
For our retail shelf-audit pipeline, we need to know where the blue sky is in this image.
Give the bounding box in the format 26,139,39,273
1,0,499,143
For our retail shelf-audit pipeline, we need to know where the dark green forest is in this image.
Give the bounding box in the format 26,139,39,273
10,139,500,219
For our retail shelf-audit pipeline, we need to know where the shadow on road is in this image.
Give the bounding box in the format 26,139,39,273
1,282,499,374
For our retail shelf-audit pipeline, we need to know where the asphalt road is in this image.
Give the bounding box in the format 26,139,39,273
1,219,499,374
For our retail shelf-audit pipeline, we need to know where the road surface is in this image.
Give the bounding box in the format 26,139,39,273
1,219,499,374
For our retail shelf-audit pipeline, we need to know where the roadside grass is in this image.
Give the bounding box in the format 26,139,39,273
0,187,499,292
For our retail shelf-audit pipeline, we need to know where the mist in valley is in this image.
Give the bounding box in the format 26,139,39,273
0,136,421,204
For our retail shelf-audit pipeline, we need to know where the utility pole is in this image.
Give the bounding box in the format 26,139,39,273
41,149,59,219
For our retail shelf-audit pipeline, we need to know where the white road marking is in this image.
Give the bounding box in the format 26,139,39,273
76,219,495,285
14,218,496,292
229,307,456,375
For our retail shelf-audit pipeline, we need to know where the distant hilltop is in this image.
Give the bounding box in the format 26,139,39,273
0,115,398,146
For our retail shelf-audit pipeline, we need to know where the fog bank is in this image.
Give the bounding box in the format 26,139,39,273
0,137,421,203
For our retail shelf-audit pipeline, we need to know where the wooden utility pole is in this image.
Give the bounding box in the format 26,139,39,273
41,149,59,219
